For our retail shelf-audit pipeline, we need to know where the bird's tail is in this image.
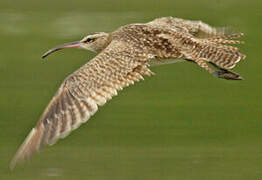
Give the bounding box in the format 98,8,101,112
195,33,246,69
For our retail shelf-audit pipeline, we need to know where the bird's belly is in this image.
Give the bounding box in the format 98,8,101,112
149,58,185,66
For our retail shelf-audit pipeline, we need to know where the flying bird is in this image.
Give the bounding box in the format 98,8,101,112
10,17,246,169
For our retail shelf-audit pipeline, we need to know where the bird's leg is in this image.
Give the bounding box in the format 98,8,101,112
187,58,243,80
208,62,243,80
213,68,243,80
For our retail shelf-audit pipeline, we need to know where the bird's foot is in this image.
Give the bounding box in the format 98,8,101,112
213,69,243,80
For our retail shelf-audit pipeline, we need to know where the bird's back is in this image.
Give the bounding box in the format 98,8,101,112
111,19,245,69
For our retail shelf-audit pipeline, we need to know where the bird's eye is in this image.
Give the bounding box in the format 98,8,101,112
84,38,93,43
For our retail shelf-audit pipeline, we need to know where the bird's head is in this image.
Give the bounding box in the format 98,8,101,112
42,32,110,58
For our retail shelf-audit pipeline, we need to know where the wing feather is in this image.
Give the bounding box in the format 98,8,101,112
10,40,154,169
148,16,231,38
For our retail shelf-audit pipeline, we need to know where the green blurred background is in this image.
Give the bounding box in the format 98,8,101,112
1,0,261,179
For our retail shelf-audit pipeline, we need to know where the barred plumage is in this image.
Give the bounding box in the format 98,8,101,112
10,16,246,169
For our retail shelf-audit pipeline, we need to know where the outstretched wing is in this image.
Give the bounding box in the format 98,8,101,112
10,40,154,169
147,16,231,38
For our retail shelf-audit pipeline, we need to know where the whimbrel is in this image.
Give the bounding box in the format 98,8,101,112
10,17,246,169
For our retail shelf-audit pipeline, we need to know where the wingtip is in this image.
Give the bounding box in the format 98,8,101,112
9,157,19,171
9,127,41,170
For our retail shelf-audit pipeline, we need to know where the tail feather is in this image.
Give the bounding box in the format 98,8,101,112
212,49,245,69
195,33,246,69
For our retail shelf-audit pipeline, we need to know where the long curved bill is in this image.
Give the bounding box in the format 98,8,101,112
42,41,83,59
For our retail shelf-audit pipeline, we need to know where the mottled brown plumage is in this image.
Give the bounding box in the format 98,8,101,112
10,17,246,169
